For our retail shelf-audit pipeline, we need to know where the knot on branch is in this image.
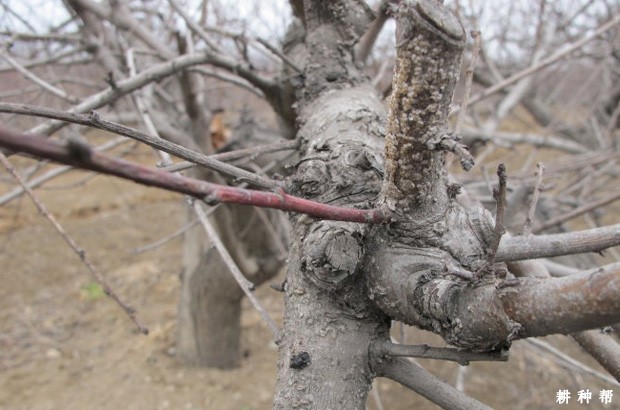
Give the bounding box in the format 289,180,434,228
66,137,92,163
426,131,474,171
301,223,363,290
366,204,517,351
289,140,383,207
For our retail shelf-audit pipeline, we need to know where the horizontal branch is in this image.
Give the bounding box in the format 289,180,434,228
496,224,620,262
501,265,620,338
0,136,128,206
0,126,387,224
461,128,589,154
0,103,276,189
376,340,508,365
162,140,298,173
533,192,620,233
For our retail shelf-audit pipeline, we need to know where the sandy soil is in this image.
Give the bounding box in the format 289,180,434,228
0,144,618,410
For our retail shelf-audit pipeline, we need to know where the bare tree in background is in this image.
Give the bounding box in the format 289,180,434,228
1,0,620,408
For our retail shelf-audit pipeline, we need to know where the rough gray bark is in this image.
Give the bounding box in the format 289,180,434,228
273,1,620,406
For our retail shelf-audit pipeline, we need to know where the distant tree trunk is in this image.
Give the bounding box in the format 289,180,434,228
178,168,287,368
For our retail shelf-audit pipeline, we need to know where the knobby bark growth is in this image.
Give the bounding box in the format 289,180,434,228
1,0,620,408
272,1,620,408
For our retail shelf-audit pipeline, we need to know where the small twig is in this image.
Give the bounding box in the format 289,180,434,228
0,49,79,104
131,219,198,254
256,37,303,74
0,151,148,334
162,139,298,173
192,201,281,342
527,338,620,386
487,164,507,264
167,0,223,53
533,191,620,233
523,162,545,235
0,103,277,189
190,66,265,98
125,48,173,166
378,341,508,366
454,30,480,135
451,13,620,115
254,207,288,261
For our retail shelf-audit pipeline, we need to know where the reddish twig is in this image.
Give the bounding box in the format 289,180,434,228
0,103,276,189
0,126,387,224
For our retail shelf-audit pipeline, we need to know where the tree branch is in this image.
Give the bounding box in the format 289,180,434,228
533,191,620,233
0,49,79,103
375,340,508,365
0,136,128,207
501,265,620,338
0,125,387,224
371,356,492,410
568,330,620,382
27,51,222,136
0,103,276,189
0,150,148,334
452,13,620,115
497,224,620,262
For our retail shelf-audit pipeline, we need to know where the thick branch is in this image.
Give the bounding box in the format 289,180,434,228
496,224,620,262
381,0,465,212
501,266,620,338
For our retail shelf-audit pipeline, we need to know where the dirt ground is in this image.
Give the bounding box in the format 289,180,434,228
0,143,618,410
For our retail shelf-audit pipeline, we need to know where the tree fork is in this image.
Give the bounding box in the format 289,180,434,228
365,0,620,353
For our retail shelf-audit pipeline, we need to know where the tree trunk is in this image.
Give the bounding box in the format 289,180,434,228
177,205,245,367
274,85,389,409
178,189,287,368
